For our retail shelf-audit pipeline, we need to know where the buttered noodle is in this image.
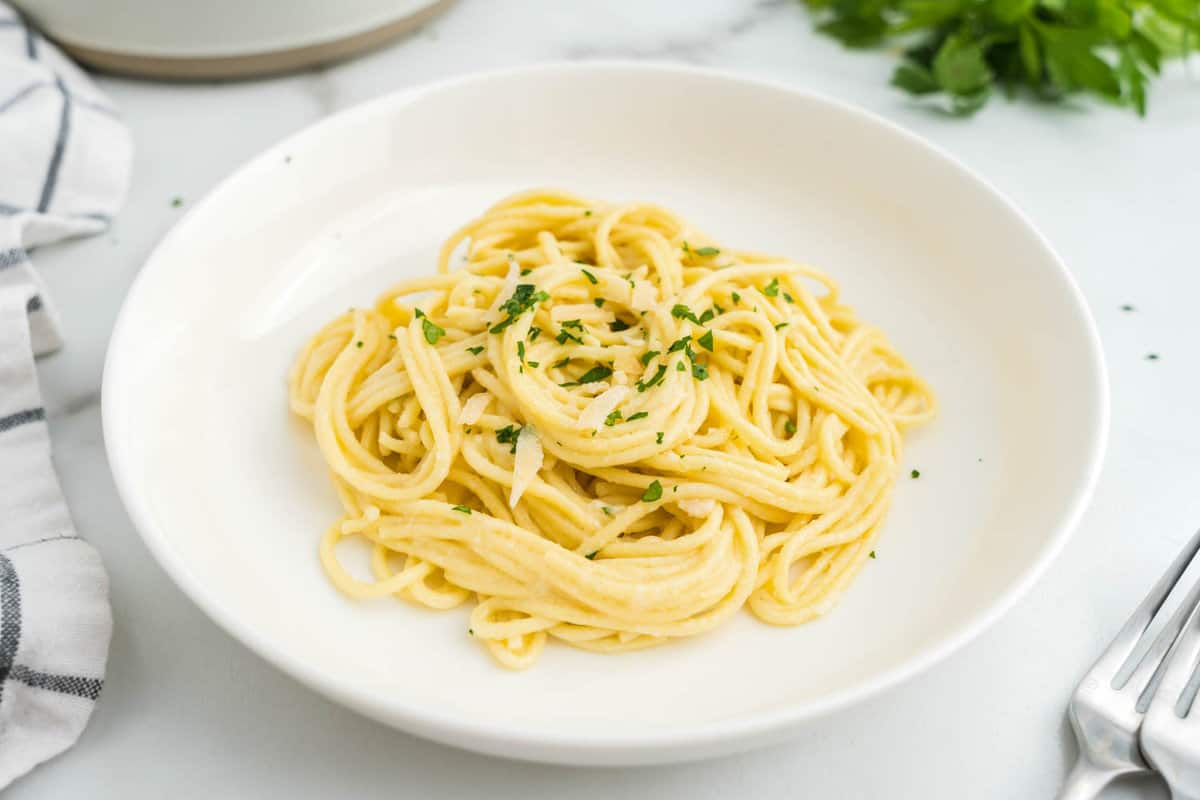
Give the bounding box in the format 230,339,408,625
289,189,935,669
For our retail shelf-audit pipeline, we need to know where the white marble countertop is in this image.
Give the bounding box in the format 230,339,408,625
10,0,1200,797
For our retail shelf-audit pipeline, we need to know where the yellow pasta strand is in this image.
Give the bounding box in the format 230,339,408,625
289,188,935,669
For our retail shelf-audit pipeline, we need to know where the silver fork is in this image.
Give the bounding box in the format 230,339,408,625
1142,593,1200,799
1060,527,1200,800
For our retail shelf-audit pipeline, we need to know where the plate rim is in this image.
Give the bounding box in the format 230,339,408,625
101,60,1110,763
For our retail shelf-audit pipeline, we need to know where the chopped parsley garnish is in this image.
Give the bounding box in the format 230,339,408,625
552,357,571,368
387,334,397,340
593,297,606,308
490,285,549,334
783,292,795,304
911,469,921,479
637,365,668,392
731,291,741,305
763,278,780,297
656,432,664,444
1120,304,1135,312
699,308,715,324
671,304,701,325
604,410,623,427
355,340,363,348
1146,353,1160,361
869,551,876,559
610,319,632,332
714,304,725,315
468,628,474,636
668,336,690,353
495,425,522,453
555,322,585,345
681,241,691,253
585,550,598,559
561,364,613,387
413,308,426,319
641,480,664,502
676,362,686,371
581,268,598,285
528,326,542,341
520,268,532,276
170,196,183,208
692,363,709,380
784,419,797,434
698,330,714,352
452,505,472,514
694,246,720,256
527,361,539,368
775,322,789,330
602,506,614,517
516,341,526,366
584,210,593,217
640,350,660,366
627,411,649,422
467,345,485,355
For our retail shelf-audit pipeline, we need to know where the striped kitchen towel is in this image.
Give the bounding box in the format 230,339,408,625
0,3,130,788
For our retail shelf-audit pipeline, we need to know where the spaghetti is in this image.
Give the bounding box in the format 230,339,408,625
289,189,935,669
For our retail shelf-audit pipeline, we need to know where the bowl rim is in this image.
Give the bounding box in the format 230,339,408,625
102,60,1110,761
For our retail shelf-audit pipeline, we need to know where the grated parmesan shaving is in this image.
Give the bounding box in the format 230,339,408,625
458,392,491,426
677,498,716,518
577,385,629,430
486,258,521,326
510,426,543,508
630,279,658,311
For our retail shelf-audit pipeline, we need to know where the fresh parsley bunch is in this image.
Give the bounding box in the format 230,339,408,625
802,0,1198,115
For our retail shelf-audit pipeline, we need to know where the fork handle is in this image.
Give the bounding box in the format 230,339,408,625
1058,757,1120,800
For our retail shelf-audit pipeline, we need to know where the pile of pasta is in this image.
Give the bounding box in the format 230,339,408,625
289,189,935,669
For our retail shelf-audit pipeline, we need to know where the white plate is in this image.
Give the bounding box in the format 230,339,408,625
103,63,1108,765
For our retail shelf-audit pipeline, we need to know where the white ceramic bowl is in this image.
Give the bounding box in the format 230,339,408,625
103,63,1108,765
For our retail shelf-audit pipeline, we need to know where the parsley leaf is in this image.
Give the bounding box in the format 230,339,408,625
627,411,649,422
694,246,720,256
561,365,613,387
422,317,446,345
641,480,664,502
552,357,571,368
691,363,709,380
581,268,598,285
593,297,606,308
490,285,549,334
452,505,472,514
671,304,701,325
731,291,741,305
784,419,797,434
698,329,715,351
467,345,485,355
610,319,632,332
640,350,660,366
604,410,623,426
668,336,690,353
637,365,668,392
698,308,715,324
656,431,664,444
763,278,780,297
495,425,522,453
